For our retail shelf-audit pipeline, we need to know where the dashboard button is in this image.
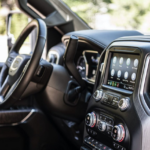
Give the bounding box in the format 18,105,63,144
93,131,97,136
112,97,119,102
98,143,103,148
107,94,113,103
94,141,99,145
119,57,124,65
99,115,103,120
90,130,93,134
126,58,131,66
102,94,113,104
111,69,115,76
117,70,122,78
101,116,107,121
111,101,118,107
107,131,112,136
124,71,129,79
98,121,106,132
107,125,113,131
106,118,113,125
87,128,90,132
134,59,139,67
102,146,107,150
131,73,136,81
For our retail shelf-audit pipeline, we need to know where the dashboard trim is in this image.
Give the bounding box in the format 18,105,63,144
139,54,150,115
102,85,133,95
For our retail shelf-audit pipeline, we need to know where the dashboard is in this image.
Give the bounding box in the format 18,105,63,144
76,50,100,84
50,29,150,150
84,45,143,150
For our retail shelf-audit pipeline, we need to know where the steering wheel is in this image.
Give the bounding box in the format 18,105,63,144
0,18,47,108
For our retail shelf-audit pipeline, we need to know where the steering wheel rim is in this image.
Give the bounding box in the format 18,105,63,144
0,18,47,108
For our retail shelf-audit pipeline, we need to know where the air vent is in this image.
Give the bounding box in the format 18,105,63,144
47,51,59,64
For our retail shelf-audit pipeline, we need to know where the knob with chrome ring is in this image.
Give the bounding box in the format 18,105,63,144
85,112,96,127
112,124,125,142
118,97,130,111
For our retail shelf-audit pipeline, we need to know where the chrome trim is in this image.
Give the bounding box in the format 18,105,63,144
118,98,130,111
102,85,133,95
21,109,36,123
139,55,150,115
27,3,46,19
82,50,99,83
11,109,36,126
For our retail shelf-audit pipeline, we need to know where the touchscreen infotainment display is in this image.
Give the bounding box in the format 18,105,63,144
107,53,140,91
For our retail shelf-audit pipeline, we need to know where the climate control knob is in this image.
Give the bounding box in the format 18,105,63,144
112,124,125,142
93,90,103,101
118,97,130,111
85,112,96,127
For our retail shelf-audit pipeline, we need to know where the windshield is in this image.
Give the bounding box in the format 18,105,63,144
63,0,150,34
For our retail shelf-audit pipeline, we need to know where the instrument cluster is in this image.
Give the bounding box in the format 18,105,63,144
76,50,100,84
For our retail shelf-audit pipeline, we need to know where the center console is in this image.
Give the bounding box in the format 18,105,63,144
81,43,146,150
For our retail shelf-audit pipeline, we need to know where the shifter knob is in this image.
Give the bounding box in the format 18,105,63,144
85,112,96,127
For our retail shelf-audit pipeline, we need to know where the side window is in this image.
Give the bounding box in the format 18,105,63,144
0,0,32,63
9,13,32,55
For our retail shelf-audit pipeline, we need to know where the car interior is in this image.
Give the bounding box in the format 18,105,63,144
0,0,150,150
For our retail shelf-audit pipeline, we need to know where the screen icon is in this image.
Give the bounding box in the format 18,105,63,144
114,82,117,87
113,56,117,64
134,59,139,67
131,73,136,81
111,69,115,76
112,82,115,86
117,70,121,78
126,58,131,66
117,83,119,87
124,71,129,79
109,81,112,86
119,57,124,65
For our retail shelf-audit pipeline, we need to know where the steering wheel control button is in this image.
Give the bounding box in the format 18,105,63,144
93,90,103,101
112,125,125,142
85,112,96,128
98,121,106,132
118,98,130,111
